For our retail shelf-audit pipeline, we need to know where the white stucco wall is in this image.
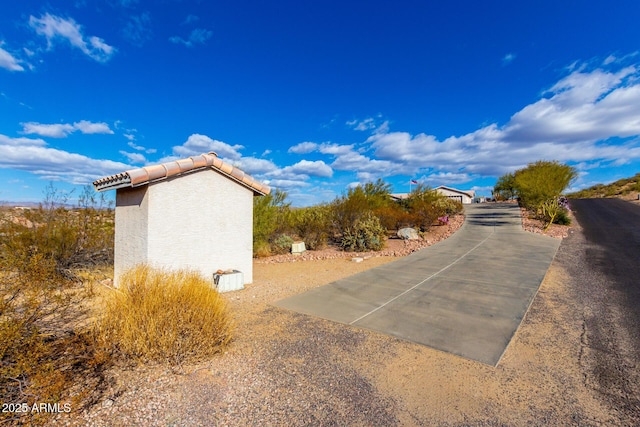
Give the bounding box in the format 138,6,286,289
114,186,149,286
114,169,255,287
436,188,473,204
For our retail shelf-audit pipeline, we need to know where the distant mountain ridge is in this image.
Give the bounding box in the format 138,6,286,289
569,173,640,199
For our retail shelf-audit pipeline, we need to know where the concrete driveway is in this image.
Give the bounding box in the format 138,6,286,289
275,203,561,366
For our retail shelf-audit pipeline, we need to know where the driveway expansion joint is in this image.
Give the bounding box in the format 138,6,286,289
275,203,561,366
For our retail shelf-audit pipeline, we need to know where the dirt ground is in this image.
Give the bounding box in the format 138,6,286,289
49,210,635,426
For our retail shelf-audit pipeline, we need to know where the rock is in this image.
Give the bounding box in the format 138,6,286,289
352,257,364,263
397,227,419,240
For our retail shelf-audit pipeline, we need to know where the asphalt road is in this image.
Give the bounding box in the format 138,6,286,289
561,198,640,421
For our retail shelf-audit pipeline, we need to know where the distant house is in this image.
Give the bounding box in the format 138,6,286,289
93,152,270,287
435,186,475,204
390,186,476,204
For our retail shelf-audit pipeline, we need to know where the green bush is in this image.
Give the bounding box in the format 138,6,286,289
289,204,331,250
493,172,517,201
272,234,294,254
406,184,449,231
97,265,233,365
513,161,577,212
331,179,394,235
496,161,577,229
253,189,290,257
340,213,386,252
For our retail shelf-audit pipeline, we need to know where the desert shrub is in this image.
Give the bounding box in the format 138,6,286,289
433,197,463,216
553,208,571,225
97,265,233,365
272,234,294,254
331,186,371,235
0,185,114,275
331,179,395,235
0,185,113,425
633,175,640,193
374,203,412,231
253,189,290,257
289,204,332,250
253,240,272,258
340,213,386,252
406,184,450,231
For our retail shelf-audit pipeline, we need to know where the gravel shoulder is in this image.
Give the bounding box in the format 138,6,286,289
51,205,637,426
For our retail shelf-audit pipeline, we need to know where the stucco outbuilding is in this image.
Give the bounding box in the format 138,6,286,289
93,152,270,287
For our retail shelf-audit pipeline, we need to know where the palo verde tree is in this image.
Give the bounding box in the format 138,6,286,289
497,160,577,230
492,172,517,201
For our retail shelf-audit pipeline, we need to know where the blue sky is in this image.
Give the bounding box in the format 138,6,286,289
1,1,640,206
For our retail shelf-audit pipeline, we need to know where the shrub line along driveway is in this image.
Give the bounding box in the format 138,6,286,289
275,203,561,366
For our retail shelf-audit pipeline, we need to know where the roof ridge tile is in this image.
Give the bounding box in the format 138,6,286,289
93,152,270,195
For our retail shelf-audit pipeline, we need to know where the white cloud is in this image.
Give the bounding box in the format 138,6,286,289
363,61,640,178
421,172,472,185
0,133,129,184
0,134,47,146
502,53,516,65
293,160,333,177
236,157,279,175
22,122,75,138
29,13,116,63
122,12,152,47
347,117,389,133
318,143,354,156
288,141,318,154
72,120,114,134
169,28,213,48
183,15,200,25
119,150,146,164
277,160,333,178
171,133,244,160
268,179,311,188
503,66,640,143
0,45,24,72
21,121,113,138
348,118,376,131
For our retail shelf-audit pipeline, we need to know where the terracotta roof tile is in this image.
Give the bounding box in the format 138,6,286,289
93,152,270,195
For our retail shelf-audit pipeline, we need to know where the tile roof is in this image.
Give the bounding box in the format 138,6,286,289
93,152,270,195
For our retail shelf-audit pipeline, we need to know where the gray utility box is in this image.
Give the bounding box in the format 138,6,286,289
213,270,244,292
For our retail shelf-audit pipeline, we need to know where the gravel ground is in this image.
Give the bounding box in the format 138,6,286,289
47,205,636,426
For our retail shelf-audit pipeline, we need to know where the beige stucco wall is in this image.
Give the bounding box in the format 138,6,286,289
113,169,254,287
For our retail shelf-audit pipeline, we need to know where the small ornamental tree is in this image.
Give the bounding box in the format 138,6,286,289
496,161,577,230
493,172,517,201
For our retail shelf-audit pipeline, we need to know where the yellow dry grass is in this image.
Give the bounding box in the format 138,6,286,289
95,265,234,366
